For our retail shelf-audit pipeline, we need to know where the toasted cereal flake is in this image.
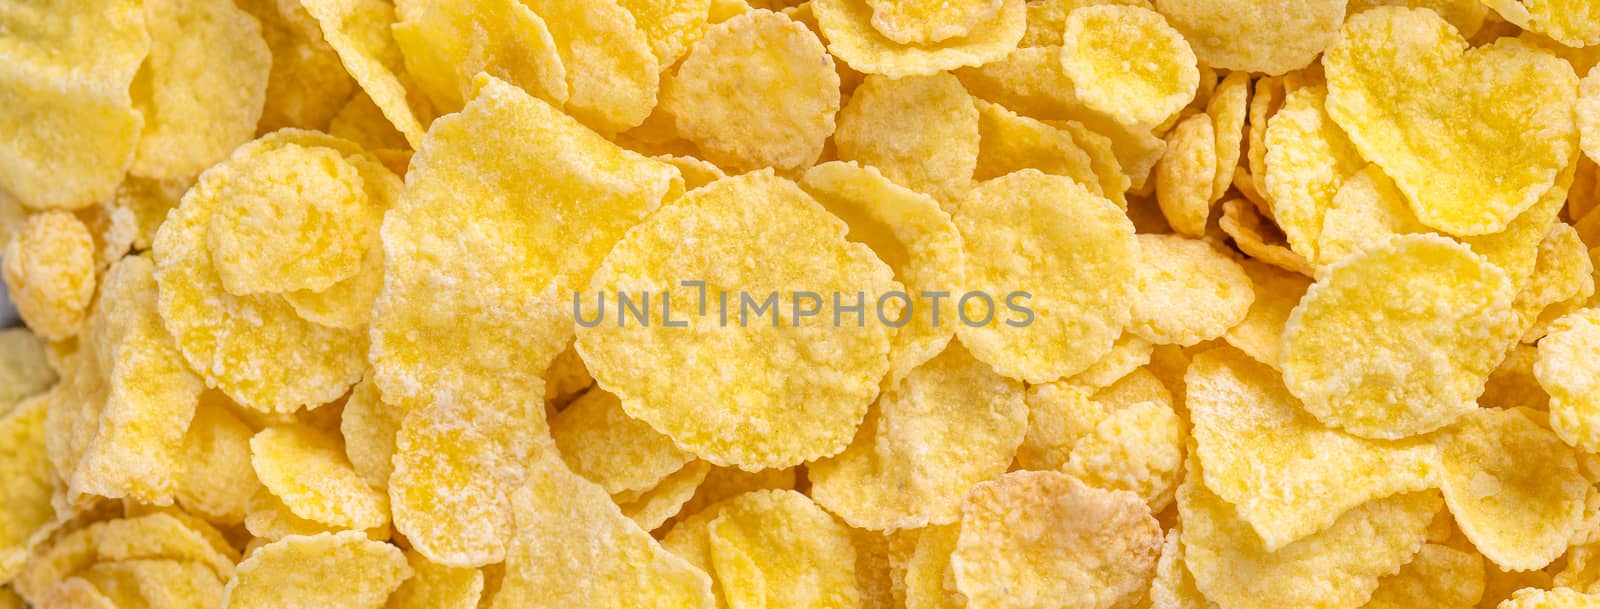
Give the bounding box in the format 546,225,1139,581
813,0,1025,77
673,467,798,529
901,523,963,609
811,341,1026,530
865,0,1001,44
1150,527,1217,609
952,471,1161,609
662,10,840,173
709,490,860,609
176,393,261,524
250,424,389,531
1059,5,1198,128
1438,408,1588,571
301,0,435,148
1017,381,1107,472
616,460,711,531
1282,235,1518,439
1512,224,1595,342
1348,0,1487,37
552,388,694,497
1064,399,1184,511
1156,114,1217,237
388,550,482,609
1361,543,1485,609
1222,260,1310,370
1315,165,1429,269
1070,333,1155,388
1219,199,1317,278
576,171,895,470
1153,0,1344,75
835,73,979,207
0,396,51,582
1538,309,1600,451
1187,347,1440,550
523,0,660,134
954,170,1137,383
615,0,713,67
1324,7,1579,236
1129,234,1254,347
220,531,410,609
972,100,1104,200
1262,86,1367,263
1482,0,1600,48
1208,72,1250,202
2,212,96,340
237,0,357,133
391,0,567,116
338,374,403,489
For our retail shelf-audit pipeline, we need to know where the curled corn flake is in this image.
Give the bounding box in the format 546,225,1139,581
1063,399,1184,512
176,394,261,524
835,73,979,207
1537,309,1600,451
1282,234,1517,439
1059,5,1198,128
1150,527,1216,609
811,341,1027,530
1218,198,1317,278
1155,114,1216,237
301,0,434,148
662,9,840,174
523,0,660,134
952,471,1161,609
1187,347,1439,550
673,467,798,529
1438,408,1588,571
1071,333,1154,388
954,170,1137,383
392,0,567,116
1512,224,1595,342
902,523,963,609
1222,260,1310,370
1153,0,1344,75
337,374,403,489
798,161,964,382
2,211,96,341
708,490,860,609
249,424,389,531
813,0,1025,78
491,449,714,609
1207,72,1251,203
617,460,711,532
615,0,713,67
238,0,356,133
972,100,1105,201
1262,86,1367,263
576,170,895,470
1324,7,1579,237
1129,234,1254,347
865,0,1001,45
1179,455,1440,609
220,531,410,609
1316,165,1429,269
552,387,694,497
131,0,271,181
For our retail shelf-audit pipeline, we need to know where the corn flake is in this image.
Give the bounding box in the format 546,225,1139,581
972,100,1106,202
302,0,435,148
813,0,1025,77
1156,114,1217,237
2,212,96,341
835,73,979,207
709,489,860,609
220,531,410,609
552,387,694,497
1153,0,1343,75
1130,234,1254,347
523,0,660,134
1537,308,1600,451
250,424,388,531
0,396,51,582
175,394,261,524
391,0,568,116
1262,86,1367,263
1060,5,1197,128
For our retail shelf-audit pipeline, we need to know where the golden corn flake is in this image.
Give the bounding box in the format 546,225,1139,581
811,341,1027,530
334,374,402,490
955,170,1137,383
616,460,711,532
237,0,356,133
390,399,519,567
0,396,51,582
1362,543,1485,609
302,0,436,148
94,512,239,581
655,154,727,191
1064,399,1185,512
1187,347,1439,550
1438,408,1588,571
1156,114,1217,237
388,550,483,609
798,161,964,382
576,171,895,470
2,211,96,341
0,329,54,412
523,0,660,134
1282,234,1518,439
1154,0,1343,75
1484,344,1550,410
1149,527,1216,609
674,466,798,527
813,0,1025,78
836,73,979,207
972,100,1105,201
249,424,388,531
492,449,714,609
1584,67,1599,165
1316,165,1429,269
952,471,1161,609
1513,224,1595,343
708,489,860,609
1179,456,1440,609
1060,5,1197,128
1071,332,1155,388
662,9,840,173
864,0,1001,45
1482,0,1600,49
1262,86,1367,263
1219,198,1318,278
175,394,261,525
1324,7,1580,237
391,0,567,116
1017,381,1106,472
1208,71,1251,203
220,531,410,609
900,523,963,609
1499,588,1600,609
551,387,694,497
131,0,271,181
614,0,712,67
1537,308,1600,451
1129,234,1254,347
1223,260,1311,370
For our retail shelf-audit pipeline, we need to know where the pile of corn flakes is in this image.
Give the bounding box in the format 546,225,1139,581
3,0,1600,607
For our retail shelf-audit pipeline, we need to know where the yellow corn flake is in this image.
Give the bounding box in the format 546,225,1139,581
389,398,520,567
328,92,411,160
613,0,713,67
392,0,568,116
1017,381,1107,472
811,341,1026,530
1063,399,1184,512
798,161,964,382
33,577,116,609
1483,344,1550,410
655,155,728,191
1361,543,1485,609
1348,0,1487,38
901,523,963,609
955,170,1137,383
1482,0,1600,48
524,0,660,134
616,460,711,532
1499,588,1600,609
1584,68,1599,166
552,387,694,497
1156,114,1217,237
492,449,714,609
1208,72,1251,203
835,73,979,207
1262,86,1367,263
1466,159,1579,297
244,487,367,542
1324,7,1579,237
1070,333,1155,388
0,0,149,210
674,467,798,528
302,0,435,148
0,329,54,414
220,531,410,609
1246,77,1285,181
1179,455,1441,609
1187,347,1440,550
71,559,225,609
813,0,1025,77
1130,234,1254,347
576,171,895,470
1223,260,1310,370
175,393,261,525
1438,408,1588,571
1150,527,1217,609
1282,235,1518,439
953,471,1161,609
1219,199,1318,278
0,396,52,582
864,0,1002,45
1316,165,1430,269
1057,119,1134,209
249,424,389,531
709,489,860,609
4,211,96,341
94,512,239,581
1537,308,1600,451
387,550,482,609
1512,224,1595,343
237,0,356,133
662,9,839,173
131,0,271,181
1154,0,1343,75
336,374,403,489
1060,5,1197,128
1094,365,1177,414
972,100,1106,201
